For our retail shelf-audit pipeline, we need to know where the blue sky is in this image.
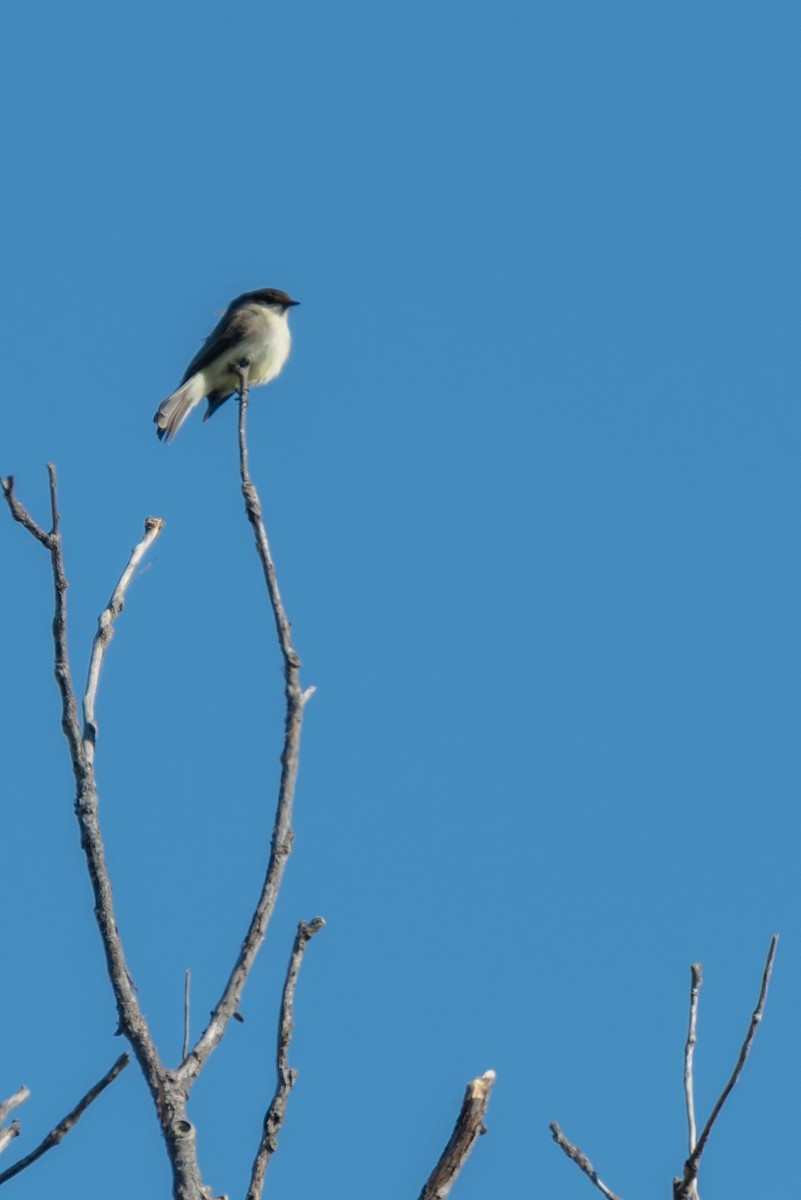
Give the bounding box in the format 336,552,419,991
2,2,799,1197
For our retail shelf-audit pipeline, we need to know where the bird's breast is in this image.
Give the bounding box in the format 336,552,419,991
241,312,291,386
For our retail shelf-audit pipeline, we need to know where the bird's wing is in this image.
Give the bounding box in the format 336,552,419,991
180,305,254,384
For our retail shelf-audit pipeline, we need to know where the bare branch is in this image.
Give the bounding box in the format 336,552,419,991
1,476,52,546
683,963,702,1160
3,467,83,765
419,1070,496,1200
6,436,312,1198
549,1122,623,1200
0,1128,20,1159
2,470,169,1152
178,366,311,1089
246,916,325,1200
0,1088,30,1131
82,515,165,761
674,935,778,1200
234,365,301,670
0,1055,129,1187
0,1088,29,1156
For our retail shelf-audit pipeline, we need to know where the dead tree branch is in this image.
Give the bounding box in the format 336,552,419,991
674,935,778,1200
418,1069,496,1200
683,962,702,1161
1,476,50,546
2,472,193,1192
0,1055,129,1186
0,1128,20,1160
2,471,164,1083
246,916,325,1200
549,1123,623,1200
0,1088,29,1156
177,366,314,1090
549,938,778,1200
4,414,313,1198
681,962,702,1200
82,515,165,761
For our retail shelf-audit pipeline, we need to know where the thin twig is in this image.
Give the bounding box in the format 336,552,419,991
684,963,702,1156
178,365,312,1089
1,476,52,545
0,1088,30,1130
674,935,778,1200
419,1070,496,1200
549,1122,624,1200
183,969,191,1061
246,916,325,1200
0,1128,20,1159
235,365,301,669
0,1055,129,1186
0,1088,29,1156
82,516,165,761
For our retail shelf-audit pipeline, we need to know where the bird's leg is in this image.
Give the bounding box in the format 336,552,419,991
233,358,251,406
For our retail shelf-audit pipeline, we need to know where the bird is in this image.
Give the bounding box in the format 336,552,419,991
154,288,300,442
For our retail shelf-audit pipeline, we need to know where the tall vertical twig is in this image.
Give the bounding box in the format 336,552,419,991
683,963,702,1166
178,366,315,1090
183,970,191,1062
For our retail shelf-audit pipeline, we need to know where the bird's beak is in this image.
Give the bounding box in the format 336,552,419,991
288,298,301,307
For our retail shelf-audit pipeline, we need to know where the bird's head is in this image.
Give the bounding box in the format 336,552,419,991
236,288,300,312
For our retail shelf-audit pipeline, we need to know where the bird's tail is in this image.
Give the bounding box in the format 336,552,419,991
153,374,206,442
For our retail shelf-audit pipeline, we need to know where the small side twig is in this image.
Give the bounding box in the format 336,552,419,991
418,1070,496,1200
674,935,778,1200
683,963,702,1158
0,1088,30,1156
549,1122,623,1200
246,916,325,1200
82,516,165,760
1,477,52,545
183,969,191,1061
0,1055,129,1187
0,1128,20,1160
0,1088,30,1130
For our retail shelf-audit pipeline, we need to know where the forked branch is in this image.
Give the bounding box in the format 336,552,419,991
549,938,778,1200
2,472,176,1181
674,935,778,1200
4,413,315,1198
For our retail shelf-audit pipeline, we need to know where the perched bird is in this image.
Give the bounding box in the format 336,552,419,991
154,288,300,442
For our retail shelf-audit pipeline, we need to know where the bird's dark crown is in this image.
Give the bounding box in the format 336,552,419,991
231,288,300,310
